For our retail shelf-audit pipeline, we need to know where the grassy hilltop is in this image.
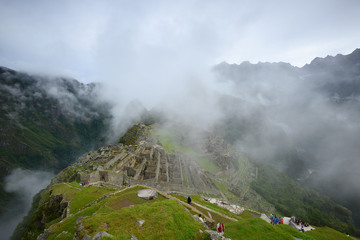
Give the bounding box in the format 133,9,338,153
14,182,352,240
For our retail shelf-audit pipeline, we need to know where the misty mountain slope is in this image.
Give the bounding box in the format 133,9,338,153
303,48,360,98
0,66,112,213
213,49,360,229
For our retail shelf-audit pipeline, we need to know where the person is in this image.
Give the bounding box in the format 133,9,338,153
274,216,279,225
280,217,284,224
187,195,192,204
300,226,305,232
270,214,275,225
198,214,204,223
217,222,225,238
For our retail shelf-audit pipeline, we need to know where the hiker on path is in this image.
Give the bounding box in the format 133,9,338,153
217,222,225,238
187,195,192,204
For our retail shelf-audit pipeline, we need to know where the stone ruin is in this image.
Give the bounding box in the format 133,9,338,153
75,142,219,195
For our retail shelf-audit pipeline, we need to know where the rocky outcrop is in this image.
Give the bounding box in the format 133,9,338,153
41,194,68,225
137,189,158,200
92,231,113,239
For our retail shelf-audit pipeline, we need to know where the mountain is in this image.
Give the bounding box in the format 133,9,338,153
303,49,360,98
14,123,359,239
212,49,360,229
3,48,360,239
0,66,112,214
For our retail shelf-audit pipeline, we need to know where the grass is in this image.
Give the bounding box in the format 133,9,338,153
153,128,196,155
225,218,298,240
304,226,351,240
47,202,104,240
31,182,355,240
190,195,242,220
45,185,211,240
169,193,236,225
153,128,218,172
224,216,352,240
79,199,204,240
51,183,116,214
107,186,167,209
239,210,258,219
195,157,218,172
213,179,238,201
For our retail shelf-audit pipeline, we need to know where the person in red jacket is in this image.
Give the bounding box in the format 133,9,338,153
217,222,225,237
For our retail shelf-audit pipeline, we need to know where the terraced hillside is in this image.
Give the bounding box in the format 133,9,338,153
14,182,353,240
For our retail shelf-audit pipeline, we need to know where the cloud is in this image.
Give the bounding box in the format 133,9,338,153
0,169,54,240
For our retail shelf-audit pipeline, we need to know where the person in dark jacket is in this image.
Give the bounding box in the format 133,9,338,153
187,195,192,204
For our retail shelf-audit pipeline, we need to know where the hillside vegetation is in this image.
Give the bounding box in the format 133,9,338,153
0,66,111,213
15,181,353,240
252,163,359,236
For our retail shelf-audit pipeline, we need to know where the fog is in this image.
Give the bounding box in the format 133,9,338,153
0,169,54,240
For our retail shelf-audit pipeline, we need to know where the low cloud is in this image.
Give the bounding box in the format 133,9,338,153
0,169,54,240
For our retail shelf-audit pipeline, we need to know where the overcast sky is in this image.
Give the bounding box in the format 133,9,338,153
0,0,360,84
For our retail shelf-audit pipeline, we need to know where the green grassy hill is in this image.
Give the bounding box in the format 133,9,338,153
14,182,354,240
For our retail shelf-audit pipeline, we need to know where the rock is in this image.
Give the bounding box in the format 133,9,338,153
203,222,210,229
207,211,212,219
137,220,145,226
92,231,113,239
76,216,84,225
260,214,271,224
137,189,158,200
205,230,218,240
209,198,217,204
283,217,291,225
78,224,84,232
36,231,49,240
82,235,91,240
131,235,138,240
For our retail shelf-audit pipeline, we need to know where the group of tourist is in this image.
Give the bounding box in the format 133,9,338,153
291,216,309,232
270,214,283,225
292,217,309,227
